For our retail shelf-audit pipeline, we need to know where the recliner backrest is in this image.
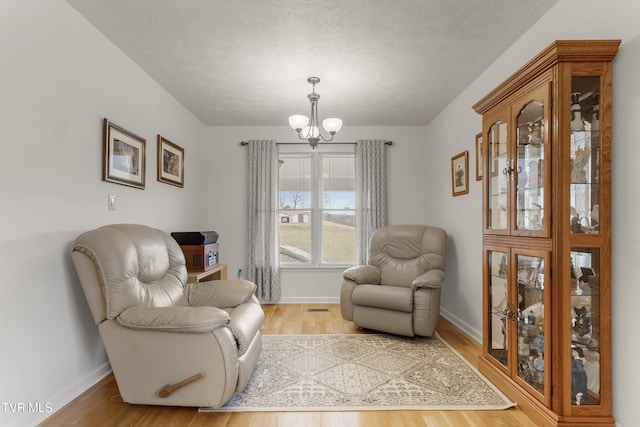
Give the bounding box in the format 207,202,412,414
72,224,188,320
369,225,447,287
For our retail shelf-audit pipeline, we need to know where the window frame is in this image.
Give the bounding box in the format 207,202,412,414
278,144,356,269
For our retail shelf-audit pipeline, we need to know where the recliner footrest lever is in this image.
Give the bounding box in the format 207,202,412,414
157,373,205,398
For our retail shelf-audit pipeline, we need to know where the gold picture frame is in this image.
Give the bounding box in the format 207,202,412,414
103,118,146,189
157,135,184,187
451,150,469,196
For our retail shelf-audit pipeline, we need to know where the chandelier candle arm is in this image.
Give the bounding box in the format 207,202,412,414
288,76,342,148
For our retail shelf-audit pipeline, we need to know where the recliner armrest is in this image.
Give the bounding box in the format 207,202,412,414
412,269,445,290
343,265,381,284
227,301,265,355
117,306,230,333
186,280,257,308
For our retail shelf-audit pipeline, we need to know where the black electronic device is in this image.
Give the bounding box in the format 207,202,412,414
171,231,218,245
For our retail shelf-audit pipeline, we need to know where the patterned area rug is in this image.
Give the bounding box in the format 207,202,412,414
200,333,514,412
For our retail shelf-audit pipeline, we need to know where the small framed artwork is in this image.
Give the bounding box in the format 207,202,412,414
157,135,184,187
451,150,469,196
475,132,483,181
103,118,146,189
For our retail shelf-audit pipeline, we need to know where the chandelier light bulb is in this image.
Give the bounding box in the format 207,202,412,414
301,125,320,138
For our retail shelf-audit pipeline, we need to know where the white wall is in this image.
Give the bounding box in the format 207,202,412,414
424,1,640,425
0,1,208,426
3,0,639,426
203,125,432,303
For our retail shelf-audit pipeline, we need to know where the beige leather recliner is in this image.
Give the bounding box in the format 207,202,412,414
340,225,447,337
71,224,264,408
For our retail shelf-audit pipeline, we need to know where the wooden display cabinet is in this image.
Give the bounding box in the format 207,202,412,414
473,40,619,427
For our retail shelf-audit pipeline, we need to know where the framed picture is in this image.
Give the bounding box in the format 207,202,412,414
475,133,483,181
157,135,184,187
451,150,469,196
103,118,146,189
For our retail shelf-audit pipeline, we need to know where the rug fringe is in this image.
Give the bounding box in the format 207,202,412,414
199,404,516,413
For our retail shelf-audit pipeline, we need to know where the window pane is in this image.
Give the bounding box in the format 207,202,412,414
279,156,311,209
322,156,355,209
279,211,311,263
322,210,355,264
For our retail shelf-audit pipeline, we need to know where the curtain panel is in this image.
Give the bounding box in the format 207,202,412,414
355,139,389,265
246,139,281,303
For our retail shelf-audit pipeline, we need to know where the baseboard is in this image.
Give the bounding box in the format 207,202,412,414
440,307,482,344
26,362,112,427
277,296,340,304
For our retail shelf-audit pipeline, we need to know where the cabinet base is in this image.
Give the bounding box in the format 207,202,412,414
478,356,614,427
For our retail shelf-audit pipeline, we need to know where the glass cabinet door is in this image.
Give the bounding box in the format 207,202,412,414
568,75,606,409
515,252,547,398
515,101,545,233
570,77,601,235
488,250,509,367
570,248,601,406
512,83,550,237
486,119,509,231
485,83,550,236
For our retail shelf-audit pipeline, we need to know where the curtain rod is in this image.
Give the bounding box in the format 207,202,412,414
240,141,392,146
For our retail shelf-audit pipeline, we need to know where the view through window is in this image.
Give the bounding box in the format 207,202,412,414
278,153,356,266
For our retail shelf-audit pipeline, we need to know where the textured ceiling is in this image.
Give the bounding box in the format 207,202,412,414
66,0,558,126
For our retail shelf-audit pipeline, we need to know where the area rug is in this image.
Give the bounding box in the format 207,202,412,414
200,333,515,412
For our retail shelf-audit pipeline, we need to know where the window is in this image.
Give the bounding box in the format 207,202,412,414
278,151,356,266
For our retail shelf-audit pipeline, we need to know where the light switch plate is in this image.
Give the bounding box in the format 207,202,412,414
108,194,116,210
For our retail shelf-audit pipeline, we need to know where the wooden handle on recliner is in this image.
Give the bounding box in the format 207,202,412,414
157,373,205,398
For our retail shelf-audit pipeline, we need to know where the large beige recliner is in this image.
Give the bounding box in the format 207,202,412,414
340,224,447,337
71,224,264,408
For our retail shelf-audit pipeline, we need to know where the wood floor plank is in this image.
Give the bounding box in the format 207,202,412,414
39,304,537,427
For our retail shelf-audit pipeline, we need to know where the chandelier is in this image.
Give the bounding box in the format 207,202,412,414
288,77,343,149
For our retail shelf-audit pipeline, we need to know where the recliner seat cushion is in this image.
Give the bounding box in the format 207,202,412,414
352,284,413,313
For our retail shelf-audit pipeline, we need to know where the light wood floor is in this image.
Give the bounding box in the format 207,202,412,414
40,304,537,426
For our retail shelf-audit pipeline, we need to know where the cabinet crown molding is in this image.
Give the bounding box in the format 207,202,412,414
473,39,620,114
